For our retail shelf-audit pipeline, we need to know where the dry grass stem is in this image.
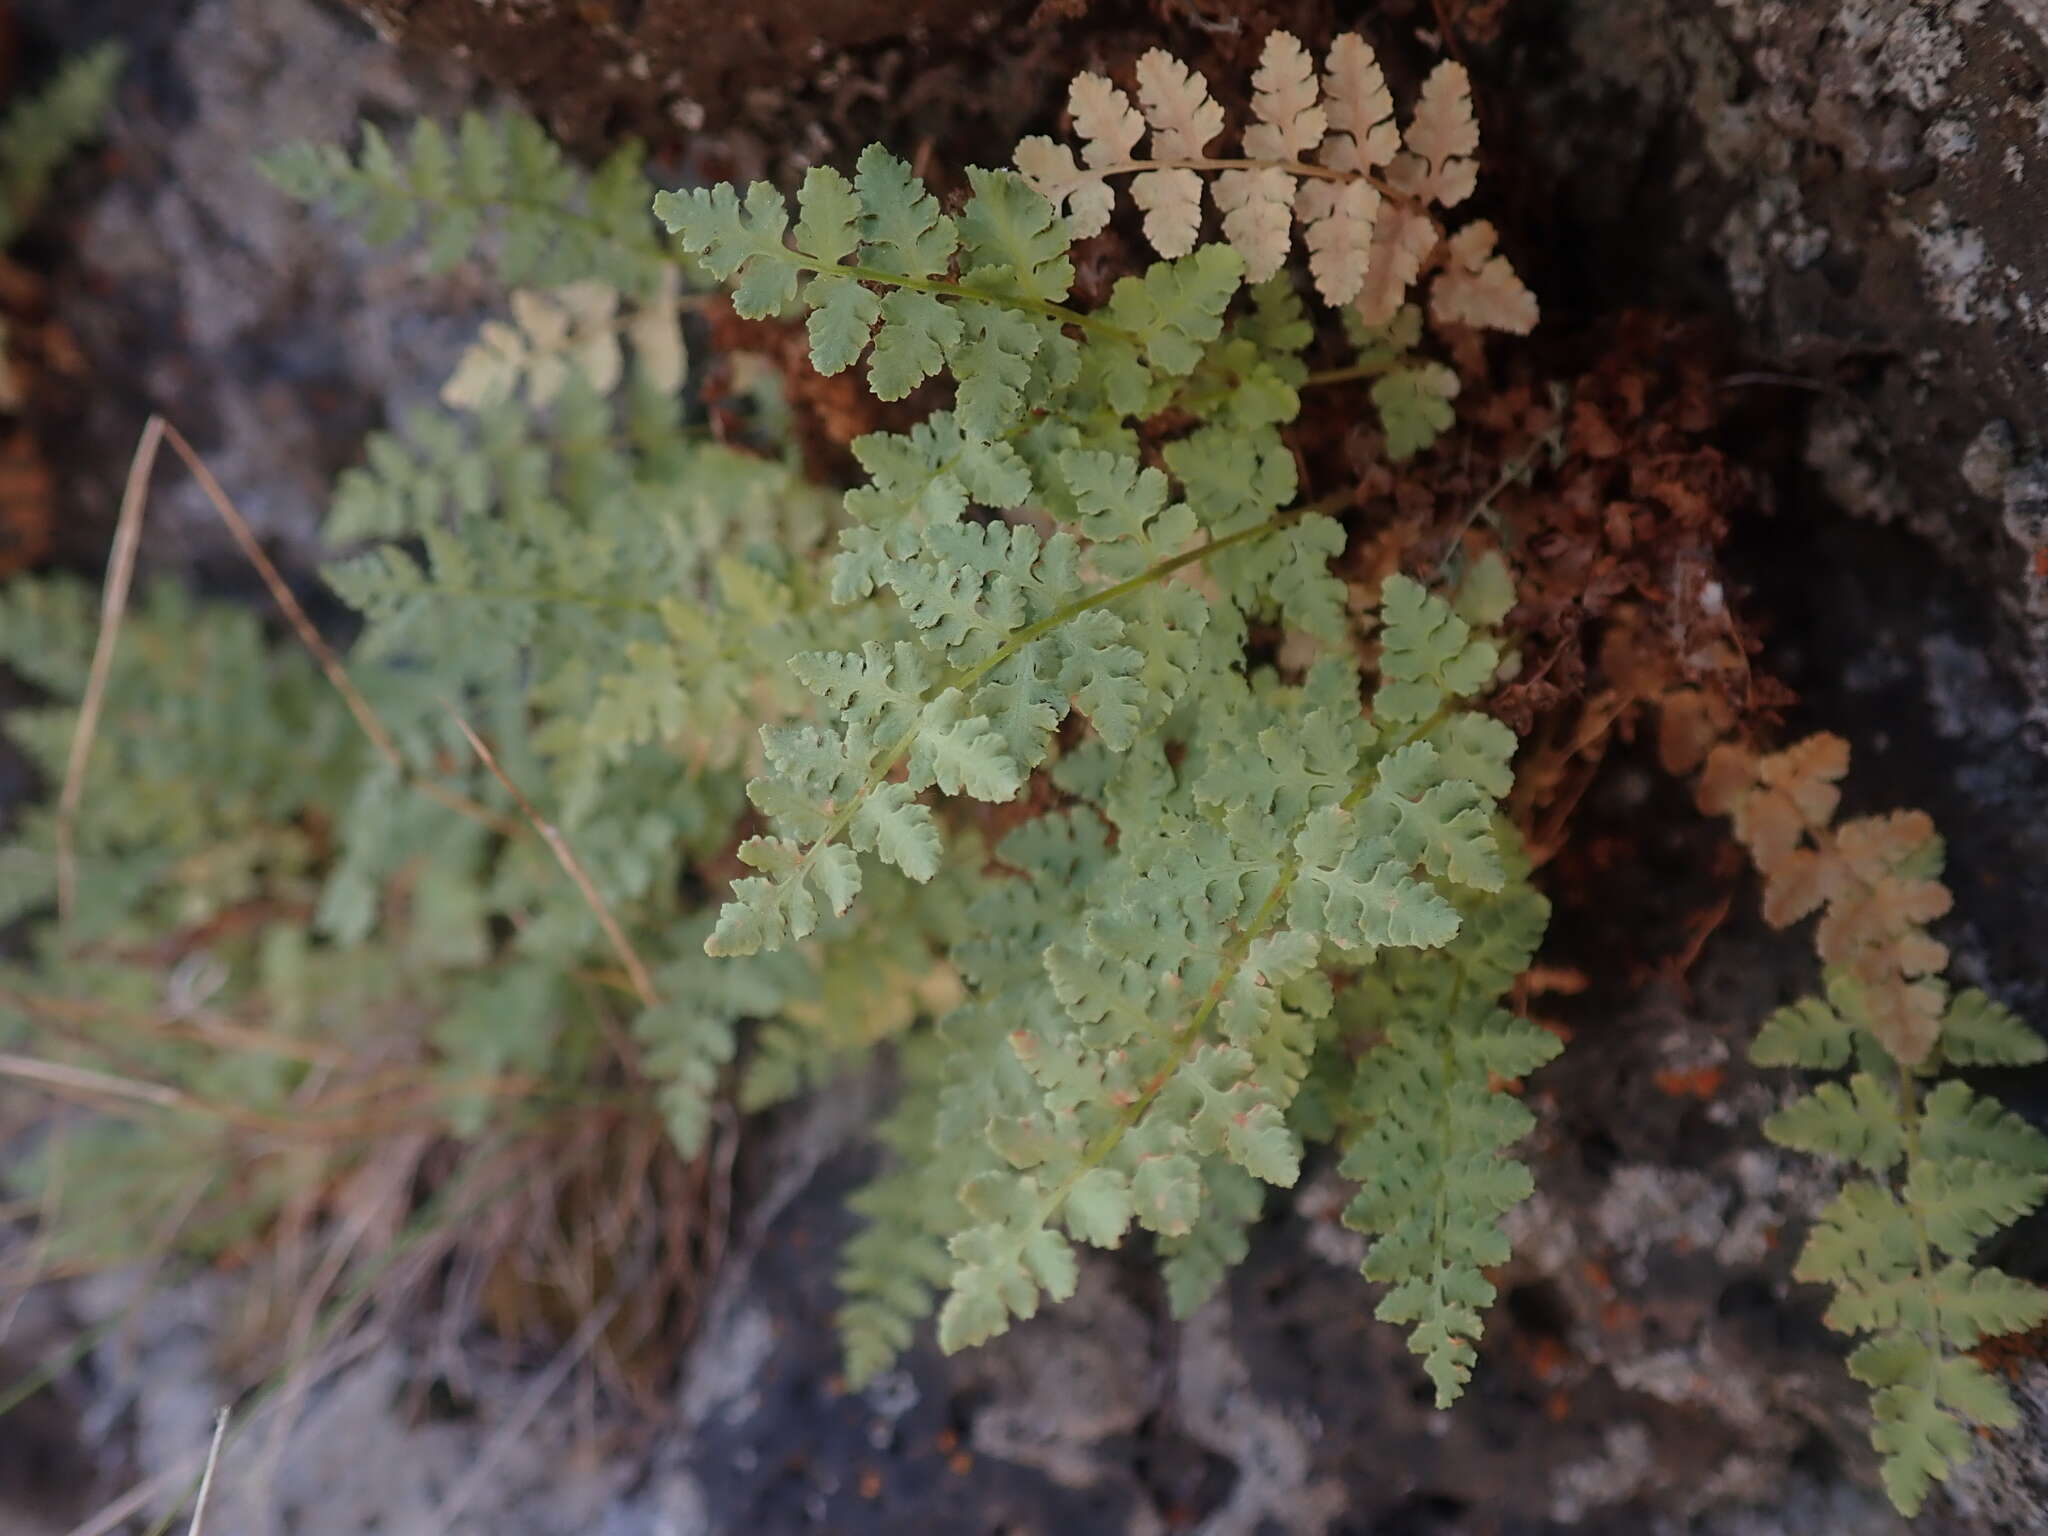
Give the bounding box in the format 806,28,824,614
0,1051,186,1110
449,712,661,1008
55,415,163,922
0,985,355,1070
156,420,398,767
56,413,522,922
186,1408,230,1536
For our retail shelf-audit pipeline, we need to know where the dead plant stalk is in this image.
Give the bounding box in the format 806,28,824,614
448,711,661,1009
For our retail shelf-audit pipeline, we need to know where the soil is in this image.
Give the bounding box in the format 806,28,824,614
4,0,2048,1532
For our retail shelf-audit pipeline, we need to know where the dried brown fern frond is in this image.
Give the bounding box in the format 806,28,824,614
1699,735,1953,1063
1014,31,1536,332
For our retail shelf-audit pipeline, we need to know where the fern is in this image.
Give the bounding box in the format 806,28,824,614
1340,832,1557,1406
633,48,1560,1395
263,109,673,296
8,33,2036,1518
11,26,1559,1449
1703,735,2048,1513
1752,978,2048,1513
655,88,2048,1507
0,42,123,247
834,1032,971,1383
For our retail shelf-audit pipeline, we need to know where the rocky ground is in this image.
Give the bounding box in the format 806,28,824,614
5,0,2048,1532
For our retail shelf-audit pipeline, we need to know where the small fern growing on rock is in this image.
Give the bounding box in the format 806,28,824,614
1754,976,2048,1514
1703,735,2048,1513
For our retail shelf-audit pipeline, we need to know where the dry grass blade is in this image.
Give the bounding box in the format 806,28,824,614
0,1043,565,1142
0,985,356,1070
186,1408,230,1536
0,1051,187,1111
449,712,661,1009
153,420,399,768
0,1134,65,1343
243,1134,424,1526
55,415,162,922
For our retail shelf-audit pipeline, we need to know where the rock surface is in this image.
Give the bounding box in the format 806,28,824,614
1525,0,2048,726
17,0,478,574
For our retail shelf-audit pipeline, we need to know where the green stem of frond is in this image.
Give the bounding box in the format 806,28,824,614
1438,427,1560,552
1300,358,1405,390
1422,968,1467,1308
982,514,1281,660
782,255,1143,345
1896,1060,1943,1358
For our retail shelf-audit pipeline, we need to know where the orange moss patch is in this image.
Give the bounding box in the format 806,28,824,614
1973,1327,2048,1381
1652,1065,1726,1100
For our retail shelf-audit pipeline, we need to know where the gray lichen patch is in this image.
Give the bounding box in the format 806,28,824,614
1909,203,1998,324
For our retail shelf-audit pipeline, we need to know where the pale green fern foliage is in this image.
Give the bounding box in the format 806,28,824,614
1340,821,1557,1406
0,577,390,1265
262,109,671,294
654,143,1553,1389
1755,973,2048,1513
0,42,122,246
0,43,2040,1524
0,124,919,1257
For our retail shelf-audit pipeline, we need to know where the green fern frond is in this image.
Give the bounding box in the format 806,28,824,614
1755,975,2048,1514
264,110,672,294
657,150,1100,425
6,81,1574,1432
1337,828,1556,1406
0,42,122,246
836,1036,970,1386
906,570,1535,1360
